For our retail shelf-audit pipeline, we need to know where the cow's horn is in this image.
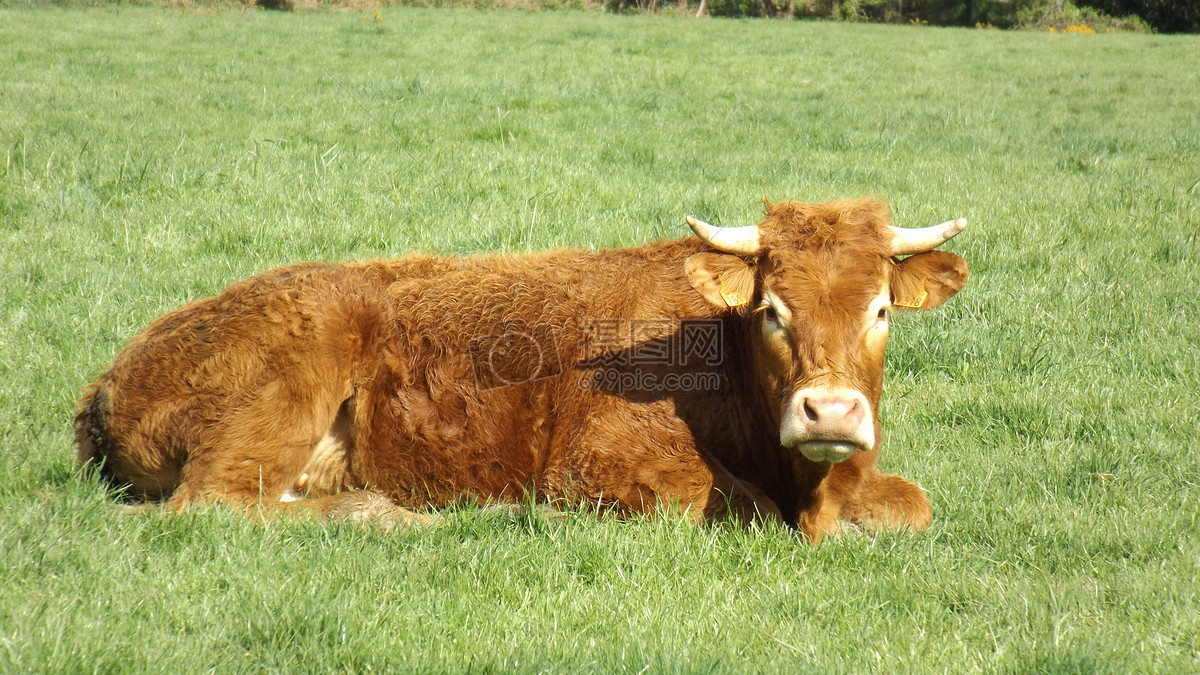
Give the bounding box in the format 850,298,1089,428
686,216,762,256
889,218,967,256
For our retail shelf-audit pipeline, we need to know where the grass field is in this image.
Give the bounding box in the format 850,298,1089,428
2,5,1199,671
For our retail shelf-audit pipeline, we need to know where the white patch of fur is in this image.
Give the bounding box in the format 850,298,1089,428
779,387,875,462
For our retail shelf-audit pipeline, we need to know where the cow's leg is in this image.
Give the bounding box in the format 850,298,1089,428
794,452,931,539
841,472,932,533
280,492,566,528
167,479,436,528
796,489,845,542
166,424,436,529
152,410,436,529
164,434,331,515
704,474,785,526
278,490,438,529
264,405,437,529
549,457,784,526
792,452,889,542
161,378,355,514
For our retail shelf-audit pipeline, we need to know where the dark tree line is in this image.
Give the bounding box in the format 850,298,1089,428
1076,0,1197,32
688,0,1196,32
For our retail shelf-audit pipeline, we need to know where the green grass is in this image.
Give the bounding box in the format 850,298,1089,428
2,5,1199,671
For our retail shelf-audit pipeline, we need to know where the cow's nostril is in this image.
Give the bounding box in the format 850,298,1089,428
803,399,819,423
847,399,864,424
797,392,867,430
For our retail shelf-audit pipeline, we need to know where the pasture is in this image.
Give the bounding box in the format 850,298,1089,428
2,5,1198,671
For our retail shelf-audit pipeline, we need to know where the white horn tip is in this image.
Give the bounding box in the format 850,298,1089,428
686,215,715,238
890,218,969,256
929,218,967,244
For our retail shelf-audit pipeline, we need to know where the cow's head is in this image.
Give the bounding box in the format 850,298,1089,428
685,199,968,464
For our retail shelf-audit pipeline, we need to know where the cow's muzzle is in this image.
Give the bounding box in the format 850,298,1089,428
779,387,875,463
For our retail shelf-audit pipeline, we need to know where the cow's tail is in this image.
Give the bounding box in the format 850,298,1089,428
74,380,123,493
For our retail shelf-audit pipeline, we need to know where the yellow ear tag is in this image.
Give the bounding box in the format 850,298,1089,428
893,289,928,309
720,286,749,307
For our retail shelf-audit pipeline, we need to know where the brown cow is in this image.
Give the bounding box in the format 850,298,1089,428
75,198,968,541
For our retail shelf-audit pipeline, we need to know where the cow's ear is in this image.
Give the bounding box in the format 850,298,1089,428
685,252,757,312
890,250,968,311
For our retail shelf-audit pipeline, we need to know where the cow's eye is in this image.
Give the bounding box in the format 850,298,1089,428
764,305,779,323
877,308,888,320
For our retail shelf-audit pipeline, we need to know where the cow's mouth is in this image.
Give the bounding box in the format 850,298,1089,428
794,440,860,464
